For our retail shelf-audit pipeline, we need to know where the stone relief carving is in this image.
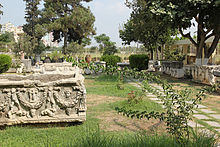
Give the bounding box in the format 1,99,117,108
0,73,86,126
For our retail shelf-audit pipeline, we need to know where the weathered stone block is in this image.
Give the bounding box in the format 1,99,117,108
0,72,86,126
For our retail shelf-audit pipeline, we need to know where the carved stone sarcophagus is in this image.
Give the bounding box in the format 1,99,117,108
0,72,86,126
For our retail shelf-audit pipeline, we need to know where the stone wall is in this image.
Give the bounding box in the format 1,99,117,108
161,61,184,78
184,65,220,85
0,71,86,126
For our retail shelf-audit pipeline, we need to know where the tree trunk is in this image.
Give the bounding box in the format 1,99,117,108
63,31,67,55
150,48,153,60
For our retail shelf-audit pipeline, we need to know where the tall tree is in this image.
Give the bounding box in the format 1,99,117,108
94,34,117,55
0,3,3,30
23,0,46,55
0,4,3,17
43,0,96,54
128,0,220,64
119,2,176,59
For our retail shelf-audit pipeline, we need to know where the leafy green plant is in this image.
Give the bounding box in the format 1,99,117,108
127,90,144,105
164,48,186,61
129,54,149,71
100,55,121,67
0,54,12,73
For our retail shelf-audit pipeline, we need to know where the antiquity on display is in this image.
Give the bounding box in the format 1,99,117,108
0,67,86,126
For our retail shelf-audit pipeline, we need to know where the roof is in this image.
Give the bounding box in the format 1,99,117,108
174,36,219,45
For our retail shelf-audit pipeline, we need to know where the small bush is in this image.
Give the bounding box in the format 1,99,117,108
0,54,12,73
100,55,121,67
129,54,149,70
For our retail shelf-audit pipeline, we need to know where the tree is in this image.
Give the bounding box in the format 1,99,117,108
23,0,47,55
129,0,220,64
94,34,117,55
13,33,33,57
0,4,3,17
43,0,96,54
119,1,176,60
0,32,15,43
0,3,3,30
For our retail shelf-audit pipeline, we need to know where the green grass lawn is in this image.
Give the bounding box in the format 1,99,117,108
0,74,217,147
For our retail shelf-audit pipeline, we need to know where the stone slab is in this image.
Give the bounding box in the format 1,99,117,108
193,114,210,120
149,98,160,101
210,114,220,119
188,121,204,128
204,121,220,127
155,101,163,104
200,109,216,114
197,104,207,109
146,94,157,97
0,68,86,126
192,110,199,113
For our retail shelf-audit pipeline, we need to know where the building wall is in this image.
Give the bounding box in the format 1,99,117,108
167,38,220,65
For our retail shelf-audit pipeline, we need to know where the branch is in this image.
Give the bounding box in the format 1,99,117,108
205,32,214,41
207,35,220,58
204,28,212,35
179,28,198,47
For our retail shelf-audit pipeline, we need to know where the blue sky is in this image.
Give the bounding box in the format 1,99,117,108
0,0,132,47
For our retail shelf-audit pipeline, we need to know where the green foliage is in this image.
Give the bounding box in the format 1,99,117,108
66,41,85,55
80,63,209,144
0,3,3,17
127,90,144,105
13,33,33,57
86,74,140,98
119,2,176,56
100,55,121,67
94,34,117,55
0,124,216,146
164,48,186,61
0,32,15,43
0,54,12,73
129,54,149,70
49,50,64,62
43,0,95,54
130,0,220,59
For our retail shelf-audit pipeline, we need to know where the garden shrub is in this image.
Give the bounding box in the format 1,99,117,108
0,54,12,73
129,54,149,70
100,55,121,66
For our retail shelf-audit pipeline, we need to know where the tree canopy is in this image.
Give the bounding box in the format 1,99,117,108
119,0,176,59
43,0,96,54
126,0,220,61
94,34,117,55
23,0,47,55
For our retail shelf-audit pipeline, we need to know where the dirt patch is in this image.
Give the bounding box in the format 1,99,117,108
97,111,166,134
87,94,123,107
86,94,166,133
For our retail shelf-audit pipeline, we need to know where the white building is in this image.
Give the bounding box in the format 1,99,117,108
42,32,59,48
1,22,59,48
1,22,24,42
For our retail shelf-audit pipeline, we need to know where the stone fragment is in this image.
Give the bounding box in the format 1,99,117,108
192,110,199,113
193,114,209,119
197,104,207,109
204,121,220,127
188,121,204,128
210,114,220,119
200,109,216,114
149,98,160,101
0,66,86,126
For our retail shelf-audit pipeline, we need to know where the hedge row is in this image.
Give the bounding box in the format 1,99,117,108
0,54,12,74
129,54,149,71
